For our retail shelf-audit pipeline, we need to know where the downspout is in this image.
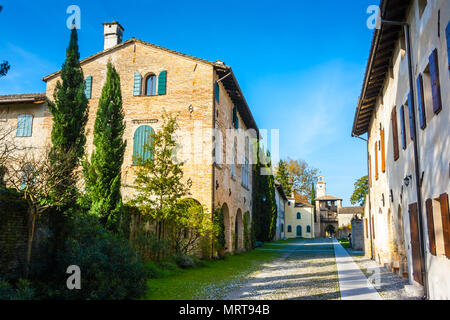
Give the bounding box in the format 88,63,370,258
211,71,217,259
380,19,428,299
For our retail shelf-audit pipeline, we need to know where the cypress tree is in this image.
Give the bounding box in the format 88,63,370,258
83,62,126,227
48,27,89,206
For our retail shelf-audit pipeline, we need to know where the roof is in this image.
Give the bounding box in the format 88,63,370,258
315,195,342,201
352,0,411,136
0,93,46,105
340,207,364,215
294,192,314,208
42,38,258,132
274,182,288,201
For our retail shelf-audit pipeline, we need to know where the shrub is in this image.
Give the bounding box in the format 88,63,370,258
53,215,148,300
0,278,35,300
175,254,196,269
213,206,225,251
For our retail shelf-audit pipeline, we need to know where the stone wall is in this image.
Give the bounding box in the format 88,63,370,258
351,217,364,251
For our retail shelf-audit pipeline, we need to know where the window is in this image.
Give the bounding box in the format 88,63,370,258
241,136,249,188
297,212,301,220
231,138,237,178
158,71,167,95
133,125,155,164
307,225,311,233
407,94,415,141
429,49,442,115
16,114,33,137
287,225,292,233
232,106,239,129
391,107,400,161
425,199,436,256
144,74,157,96
399,105,407,150
380,128,386,173
84,76,92,99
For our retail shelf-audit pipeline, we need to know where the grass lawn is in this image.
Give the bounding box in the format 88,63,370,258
338,238,350,248
142,242,291,300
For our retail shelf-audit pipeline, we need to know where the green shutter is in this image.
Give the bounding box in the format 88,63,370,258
158,71,167,95
16,114,33,137
133,125,155,164
133,72,142,96
407,93,414,140
215,82,220,103
84,76,92,99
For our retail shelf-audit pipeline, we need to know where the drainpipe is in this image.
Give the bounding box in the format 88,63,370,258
352,134,374,259
379,19,428,299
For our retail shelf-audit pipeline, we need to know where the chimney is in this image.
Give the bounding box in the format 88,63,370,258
103,21,124,50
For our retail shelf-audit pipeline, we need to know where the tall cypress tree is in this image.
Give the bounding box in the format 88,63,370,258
83,62,126,227
48,27,89,206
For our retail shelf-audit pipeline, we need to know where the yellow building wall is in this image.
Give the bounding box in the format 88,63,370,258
284,199,315,239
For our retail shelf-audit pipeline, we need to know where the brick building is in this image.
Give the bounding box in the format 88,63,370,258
0,22,259,253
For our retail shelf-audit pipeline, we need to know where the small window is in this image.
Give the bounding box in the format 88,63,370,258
215,82,220,103
307,225,311,233
297,212,301,220
16,114,33,137
287,225,292,233
144,74,157,96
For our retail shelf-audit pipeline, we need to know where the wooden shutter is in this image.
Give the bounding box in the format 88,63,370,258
381,128,386,173
409,203,424,285
16,114,33,137
374,142,379,180
372,216,375,239
84,76,92,99
133,125,154,164
133,72,142,96
416,74,426,129
391,107,400,161
368,154,372,187
440,193,450,258
365,219,368,238
407,93,415,141
215,82,220,103
399,105,407,150
158,71,167,95
429,49,442,114
425,199,436,256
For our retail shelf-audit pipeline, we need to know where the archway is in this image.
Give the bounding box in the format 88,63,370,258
325,224,335,237
222,203,231,252
235,209,243,251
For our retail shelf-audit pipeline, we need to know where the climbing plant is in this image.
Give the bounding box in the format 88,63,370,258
243,211,250,250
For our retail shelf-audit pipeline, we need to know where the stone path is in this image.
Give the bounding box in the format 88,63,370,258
333,239,381,300
225,238,340,300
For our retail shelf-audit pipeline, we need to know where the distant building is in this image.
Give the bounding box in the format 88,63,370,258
284,193,315,239
338,206,364,239
314,176,342,237
274,182,288,241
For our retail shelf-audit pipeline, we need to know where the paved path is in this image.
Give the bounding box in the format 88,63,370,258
225,238,340,300
333,239,382,300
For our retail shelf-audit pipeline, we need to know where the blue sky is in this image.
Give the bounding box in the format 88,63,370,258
0,0,376,205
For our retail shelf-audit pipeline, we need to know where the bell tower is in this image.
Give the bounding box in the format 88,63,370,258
316,176,326,198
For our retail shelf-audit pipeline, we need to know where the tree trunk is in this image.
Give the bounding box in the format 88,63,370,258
24,207,37,279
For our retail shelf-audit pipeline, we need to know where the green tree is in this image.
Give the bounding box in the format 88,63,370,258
132,113,189,253
47,27,89,206
310,182,316,206
286,158,319,201
275,159,293,196
83,62,126,228
350,175,368,207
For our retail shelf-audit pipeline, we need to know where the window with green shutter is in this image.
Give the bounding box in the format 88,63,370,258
429,49,442,114
232,106,239,129
158,71,167,95
84,76,92,99
407,93,415,140
16,114,33,137
133,72,142,96
215,82,220,103
133,125,155,164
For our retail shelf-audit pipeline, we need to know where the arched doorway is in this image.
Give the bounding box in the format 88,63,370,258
296,225,302,238
235,209,243,252
222,203,231,252
325,224,335,237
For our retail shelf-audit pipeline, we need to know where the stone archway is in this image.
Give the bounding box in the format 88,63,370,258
222,203,232,252
235,209,243,252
